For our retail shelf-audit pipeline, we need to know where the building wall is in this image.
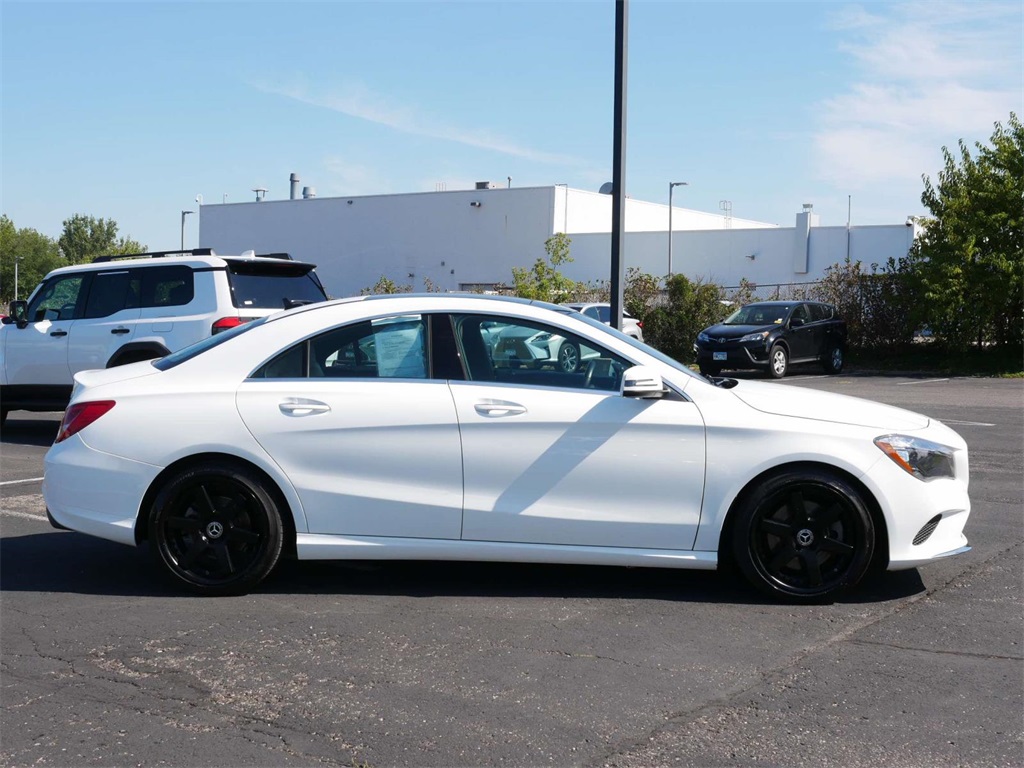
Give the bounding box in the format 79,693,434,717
199,186,915,298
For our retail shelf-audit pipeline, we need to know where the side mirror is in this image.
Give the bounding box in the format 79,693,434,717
621,365,665,398
7,300,28,327
790,317,804,328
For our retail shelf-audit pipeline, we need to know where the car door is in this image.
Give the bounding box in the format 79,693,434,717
786,303,816,360
67,270,141,373
235,313,464,539
4,273,87,386
449,313,706,551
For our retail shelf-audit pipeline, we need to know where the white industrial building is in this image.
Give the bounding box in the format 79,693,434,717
198,182,918,299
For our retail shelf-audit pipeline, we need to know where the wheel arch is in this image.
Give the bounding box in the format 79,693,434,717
716,460,889,574
106,342,171,368
134,452,298,559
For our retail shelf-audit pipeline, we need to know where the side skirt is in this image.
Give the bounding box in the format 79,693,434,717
296,534,719,570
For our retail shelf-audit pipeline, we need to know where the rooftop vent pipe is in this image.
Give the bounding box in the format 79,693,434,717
290,173,300,200
302,186,316,199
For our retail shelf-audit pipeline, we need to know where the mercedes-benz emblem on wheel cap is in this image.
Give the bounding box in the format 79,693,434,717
796,528,815,547
206,521,225,539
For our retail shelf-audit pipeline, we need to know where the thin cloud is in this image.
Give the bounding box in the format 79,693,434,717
253,79,586,167
815,1,1022,189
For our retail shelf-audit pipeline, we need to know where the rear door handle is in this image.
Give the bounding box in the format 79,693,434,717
49,330,68,338
111,327,130,335
474,401,527,417
279,398,331,416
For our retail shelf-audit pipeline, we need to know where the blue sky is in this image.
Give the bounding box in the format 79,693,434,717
2,0,1021,251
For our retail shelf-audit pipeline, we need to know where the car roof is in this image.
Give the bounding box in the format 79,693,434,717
42,252,316,278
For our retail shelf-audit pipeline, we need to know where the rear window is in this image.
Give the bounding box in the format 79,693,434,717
152,316,269,371
226,261,327,309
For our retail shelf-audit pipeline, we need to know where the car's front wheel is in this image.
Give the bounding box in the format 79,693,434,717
769,344,788,378
558,342,580,373
149,462,284,596
732,468,875,602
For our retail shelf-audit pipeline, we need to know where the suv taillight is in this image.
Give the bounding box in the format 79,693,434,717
56,401,116,443
212,317,248,334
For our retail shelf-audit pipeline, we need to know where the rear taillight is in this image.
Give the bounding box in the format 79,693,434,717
637,321,643,328
56,401,116,443
212,316,248,334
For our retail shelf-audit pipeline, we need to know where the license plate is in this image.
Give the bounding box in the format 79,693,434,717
713,352,727,361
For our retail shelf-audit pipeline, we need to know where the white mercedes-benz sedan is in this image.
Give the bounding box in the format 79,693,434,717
42,294,971,601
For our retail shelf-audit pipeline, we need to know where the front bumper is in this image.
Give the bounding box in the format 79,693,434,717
694,341,769,369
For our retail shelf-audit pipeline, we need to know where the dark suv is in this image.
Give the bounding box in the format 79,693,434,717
693,300,846,378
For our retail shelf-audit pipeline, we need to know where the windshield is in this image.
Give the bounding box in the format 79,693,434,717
724,304,792,326
153,316,269,371
569,311,701,381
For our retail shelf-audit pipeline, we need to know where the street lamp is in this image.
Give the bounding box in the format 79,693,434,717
180,210,194,252
668,181,688,278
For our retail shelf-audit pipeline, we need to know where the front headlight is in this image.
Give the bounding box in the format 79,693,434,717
697,332,710,343
874,434,956,480
739,330,769,343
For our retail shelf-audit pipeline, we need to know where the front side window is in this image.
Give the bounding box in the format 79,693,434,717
453,314,628,392
792,304,811,323
28,274,86,322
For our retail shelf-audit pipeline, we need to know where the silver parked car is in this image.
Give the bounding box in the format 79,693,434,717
564,303,644,342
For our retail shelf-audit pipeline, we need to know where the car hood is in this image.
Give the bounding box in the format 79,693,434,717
703,323,776,338
730,379,930,430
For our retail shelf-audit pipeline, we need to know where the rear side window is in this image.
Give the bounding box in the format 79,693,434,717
814,304,835,321
227,262,327,309
83,271,132,318
138,265,194,307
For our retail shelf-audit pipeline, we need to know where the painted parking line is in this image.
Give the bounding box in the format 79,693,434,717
1,509,48,522
896,378,950,386
0,477,45,486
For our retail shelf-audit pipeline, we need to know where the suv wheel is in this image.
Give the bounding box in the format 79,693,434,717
822,346,843,374
769,344,788,378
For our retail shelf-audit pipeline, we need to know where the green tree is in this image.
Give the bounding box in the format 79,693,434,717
511,232,580,303
643,274,728,363
911,113,1024,349
0,215,63,304
360,275,413,295
57,214,145,265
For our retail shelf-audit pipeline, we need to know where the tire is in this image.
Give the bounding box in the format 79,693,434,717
699,363,721,377
0,409,7,428
732,468,875,602
558,342,581,373
149,462,284,596
822,345,844,374
769,344,788,379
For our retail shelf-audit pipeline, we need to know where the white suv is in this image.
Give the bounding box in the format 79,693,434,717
1,249,327,425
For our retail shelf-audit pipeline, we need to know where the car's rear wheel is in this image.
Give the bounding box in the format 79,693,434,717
769,344,788,378
558,342,580,373
732,469,875,602
149,462,283,596
822,345,844,374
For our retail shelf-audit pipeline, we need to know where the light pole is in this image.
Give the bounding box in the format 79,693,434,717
668,181,688,278
181,210,194,252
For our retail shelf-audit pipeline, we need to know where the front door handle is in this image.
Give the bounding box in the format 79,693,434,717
279,398,331,416
111,327,130,335
474,401,527,417
50,330,68,338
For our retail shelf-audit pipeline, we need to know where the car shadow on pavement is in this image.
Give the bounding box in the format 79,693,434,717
0,417,61,447
0,528,926,604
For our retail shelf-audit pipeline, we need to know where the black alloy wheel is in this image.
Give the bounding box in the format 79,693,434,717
558,342,581,373
733,469,874,602
150,462,283,596
769,344,789,378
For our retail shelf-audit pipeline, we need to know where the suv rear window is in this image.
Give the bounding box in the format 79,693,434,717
226,262,327,309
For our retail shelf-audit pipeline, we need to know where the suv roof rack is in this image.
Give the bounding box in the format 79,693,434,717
92,248,216,263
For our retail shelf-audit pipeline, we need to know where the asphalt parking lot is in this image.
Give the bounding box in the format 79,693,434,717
1,374,1021,768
